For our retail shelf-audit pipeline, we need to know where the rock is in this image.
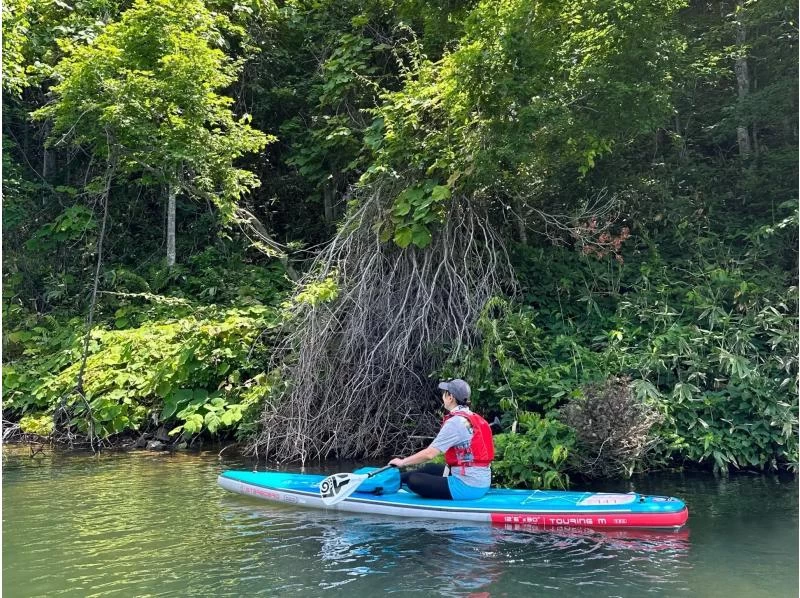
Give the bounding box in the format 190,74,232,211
146,440,166,451
154,426,170,443
134,434,149,449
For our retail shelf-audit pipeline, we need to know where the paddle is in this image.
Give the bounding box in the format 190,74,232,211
319,464,396,506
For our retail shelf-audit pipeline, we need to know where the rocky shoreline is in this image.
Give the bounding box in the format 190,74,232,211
2,420,240,455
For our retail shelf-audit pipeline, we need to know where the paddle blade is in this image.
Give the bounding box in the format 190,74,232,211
319,472,368,506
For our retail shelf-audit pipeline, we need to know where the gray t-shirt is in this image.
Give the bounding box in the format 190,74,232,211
430,407,491,488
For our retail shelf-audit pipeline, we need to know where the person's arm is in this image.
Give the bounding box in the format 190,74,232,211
389,445,441,468
390,417,466,467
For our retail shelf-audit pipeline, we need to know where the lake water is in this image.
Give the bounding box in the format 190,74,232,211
3,445,798,597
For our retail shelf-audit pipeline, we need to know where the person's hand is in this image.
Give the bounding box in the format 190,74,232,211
389,457,405,467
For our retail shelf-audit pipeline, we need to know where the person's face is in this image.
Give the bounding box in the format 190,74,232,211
442,390,457,410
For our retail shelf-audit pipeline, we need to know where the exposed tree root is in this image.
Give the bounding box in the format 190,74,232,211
247,187,515,462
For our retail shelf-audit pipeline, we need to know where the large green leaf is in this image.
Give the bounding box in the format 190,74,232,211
393,226,413,248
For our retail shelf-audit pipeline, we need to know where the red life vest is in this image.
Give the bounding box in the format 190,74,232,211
442,409,495,468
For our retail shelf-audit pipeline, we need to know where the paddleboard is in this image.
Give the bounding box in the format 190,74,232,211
218,470,689,530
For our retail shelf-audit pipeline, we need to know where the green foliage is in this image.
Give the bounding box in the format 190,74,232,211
3,304,279,439
283,30,382,184
3,0,129,93
612,253,799,472
458,0,684,176
34,0,271,216
244,0,414,238
445,296,599,419
25,205,96,253
369,0,686,248
447,206,797,476
384,180,448,248
2,306,85,386
395,0,472,59
177,246,290,305
492,412,575,489
2,0,32,96
291,273,340,307
19,413,55,437
2,0,796,479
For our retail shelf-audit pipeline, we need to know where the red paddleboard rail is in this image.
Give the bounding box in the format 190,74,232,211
490,508,688,529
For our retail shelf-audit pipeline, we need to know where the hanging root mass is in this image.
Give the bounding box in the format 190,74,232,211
247,187,514,463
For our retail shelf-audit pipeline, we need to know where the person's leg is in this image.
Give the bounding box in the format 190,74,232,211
405,472,452,499
417,463,447,475
400,463,446,485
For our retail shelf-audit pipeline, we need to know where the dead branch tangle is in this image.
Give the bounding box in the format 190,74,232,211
248,186,515,463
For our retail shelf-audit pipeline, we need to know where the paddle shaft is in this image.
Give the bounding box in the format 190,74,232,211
365,464,395,478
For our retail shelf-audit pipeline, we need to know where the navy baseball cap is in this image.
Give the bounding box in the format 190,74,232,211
438,379,471,405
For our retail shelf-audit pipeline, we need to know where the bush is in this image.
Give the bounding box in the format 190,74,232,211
3,303,280,440
558,376,663,478
19,413,55,437
491,412,575,489
442,297,603,419
612,253,799,472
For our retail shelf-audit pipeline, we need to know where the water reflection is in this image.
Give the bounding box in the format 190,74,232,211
220,498,692,596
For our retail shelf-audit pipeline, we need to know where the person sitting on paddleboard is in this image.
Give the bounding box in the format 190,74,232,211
389,379,494,500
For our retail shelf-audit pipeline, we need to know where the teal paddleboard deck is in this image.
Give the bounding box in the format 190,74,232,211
218,470,688,529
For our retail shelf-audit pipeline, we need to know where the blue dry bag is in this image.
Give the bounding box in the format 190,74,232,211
352,467,401,495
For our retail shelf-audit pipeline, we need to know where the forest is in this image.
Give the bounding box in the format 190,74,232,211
3,0,797,487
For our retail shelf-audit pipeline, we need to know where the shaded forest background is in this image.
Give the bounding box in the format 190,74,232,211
3,0,797,485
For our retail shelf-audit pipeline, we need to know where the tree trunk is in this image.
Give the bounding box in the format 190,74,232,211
167,182,177,268
323,179,335,224
751,67,759,156
674,113,687,161
733,0,752,158
513,196,528,244
42,123,56,181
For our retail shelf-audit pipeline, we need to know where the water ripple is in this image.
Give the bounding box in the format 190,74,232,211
4,447,797,597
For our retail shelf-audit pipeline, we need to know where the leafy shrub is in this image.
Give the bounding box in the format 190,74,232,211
444,297,601,420
24,205,96,253
179,246,290,305
657,384,797,473
448,210,797,478
558,376,663,478
3,304,280,440
492,412,575,489
19,413,55,437
612,253,798,472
